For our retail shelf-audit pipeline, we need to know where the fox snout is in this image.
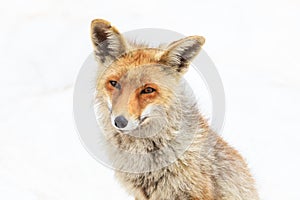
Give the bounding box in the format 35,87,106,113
110,112,141,132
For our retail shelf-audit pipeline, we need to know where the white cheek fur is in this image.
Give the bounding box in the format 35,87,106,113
107,98,112,111
141,105,153,118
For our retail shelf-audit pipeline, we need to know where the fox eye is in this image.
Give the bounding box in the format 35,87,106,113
141,87,156,94
109,80,121,89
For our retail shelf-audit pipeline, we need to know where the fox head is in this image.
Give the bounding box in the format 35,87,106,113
91,19,205,136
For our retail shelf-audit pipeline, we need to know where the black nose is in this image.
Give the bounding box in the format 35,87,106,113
114,115,128,128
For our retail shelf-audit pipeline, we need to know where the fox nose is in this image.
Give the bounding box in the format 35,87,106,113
114,115,128,128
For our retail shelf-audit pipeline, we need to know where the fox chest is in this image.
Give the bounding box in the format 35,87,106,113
116,171,195,200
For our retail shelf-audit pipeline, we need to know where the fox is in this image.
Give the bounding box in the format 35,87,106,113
91,19,259,200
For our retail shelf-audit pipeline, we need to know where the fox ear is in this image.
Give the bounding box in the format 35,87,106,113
91,19,127,66
160,36,205,73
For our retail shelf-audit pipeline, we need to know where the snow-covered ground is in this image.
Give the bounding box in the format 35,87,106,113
1,0,300,199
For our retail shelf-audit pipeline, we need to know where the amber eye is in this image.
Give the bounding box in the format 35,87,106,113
141,87,156,94
109,80,121,89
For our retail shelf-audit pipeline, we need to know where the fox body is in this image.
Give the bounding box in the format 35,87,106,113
91,19,258,200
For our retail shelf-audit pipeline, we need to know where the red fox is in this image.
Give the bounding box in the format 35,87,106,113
91,19,259,200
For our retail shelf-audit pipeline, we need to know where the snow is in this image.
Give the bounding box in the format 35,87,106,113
1,0,300,199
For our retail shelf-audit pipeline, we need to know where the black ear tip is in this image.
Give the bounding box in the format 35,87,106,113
189,36,206,46
91,19,112,31
198,36,206,46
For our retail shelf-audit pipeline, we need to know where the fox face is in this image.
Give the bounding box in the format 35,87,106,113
91,19,205,136
98,56,178,134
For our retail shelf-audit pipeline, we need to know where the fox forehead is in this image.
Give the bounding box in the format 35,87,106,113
118,49,162,65
98,49,177,87
106,49,163,75
112,65,168,86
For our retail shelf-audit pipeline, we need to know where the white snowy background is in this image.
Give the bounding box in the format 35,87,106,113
1,0,300,199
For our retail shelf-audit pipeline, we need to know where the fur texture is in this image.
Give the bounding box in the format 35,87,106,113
91,19,259,200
